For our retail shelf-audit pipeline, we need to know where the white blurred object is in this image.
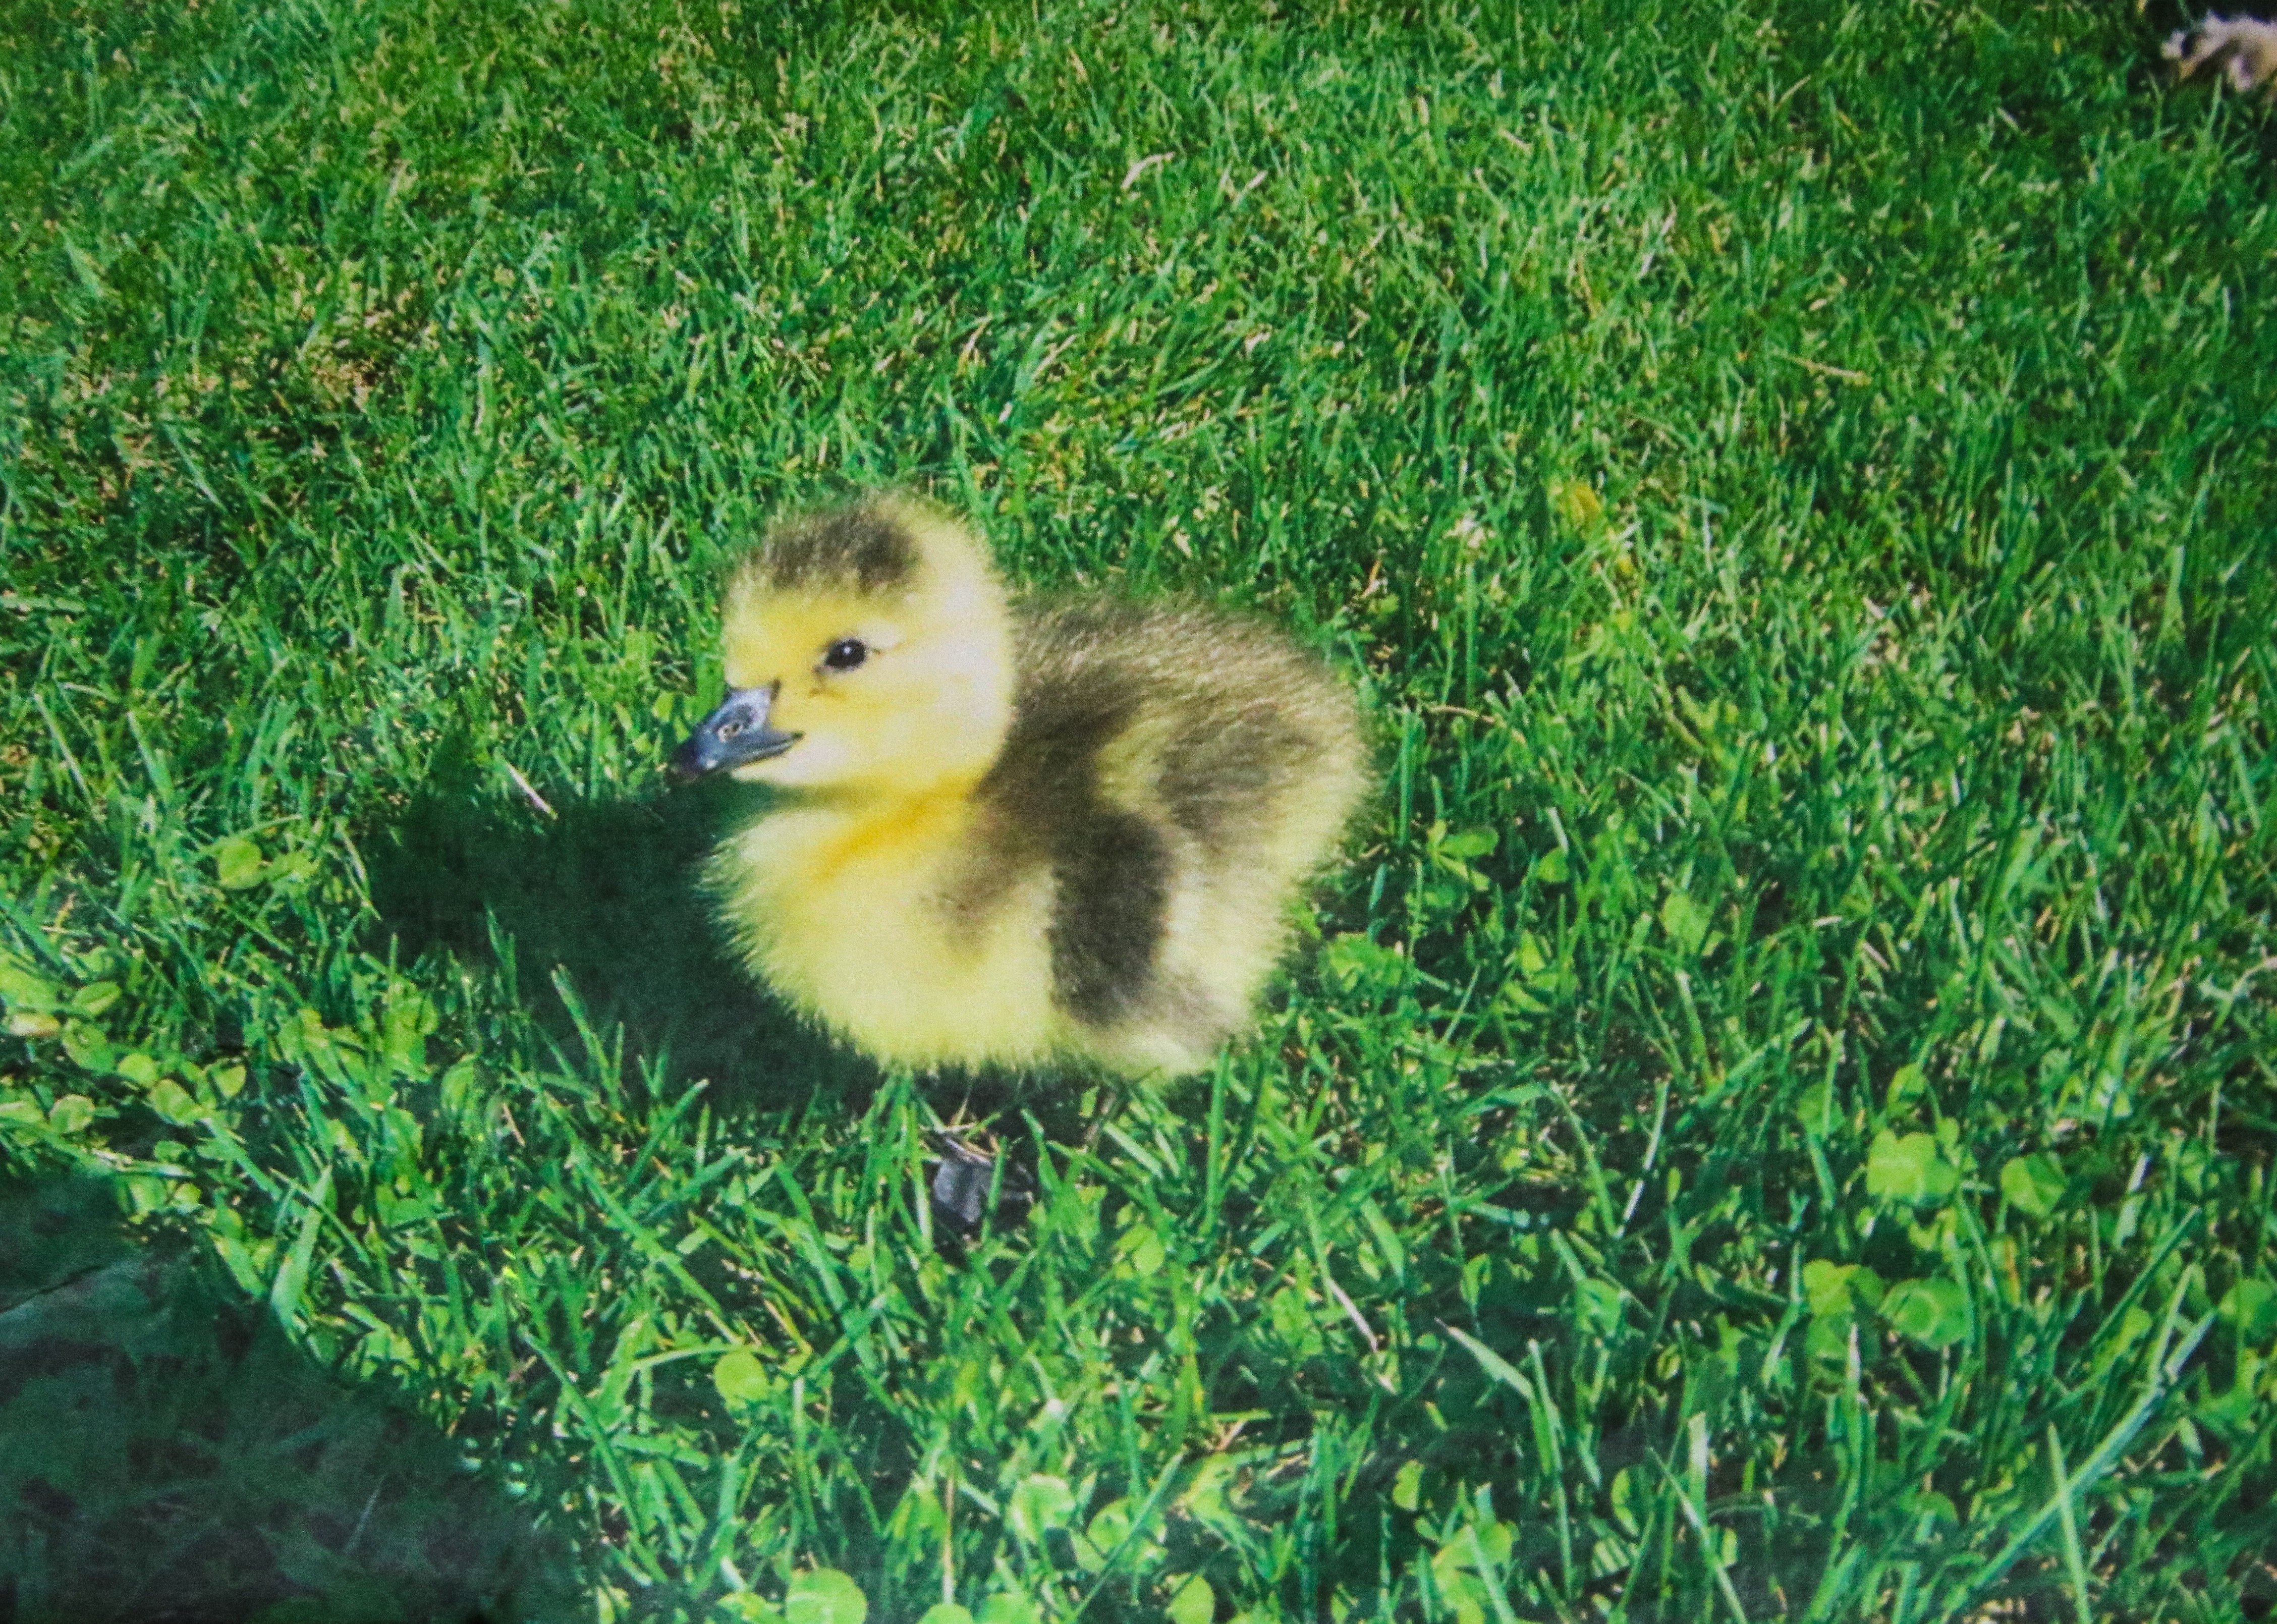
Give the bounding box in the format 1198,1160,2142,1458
2164,13,2277,93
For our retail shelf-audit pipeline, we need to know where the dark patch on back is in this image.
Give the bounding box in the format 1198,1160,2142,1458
956,596,1357,1043
1050,807,1172,1026
1158,701,1311,858
967,651,1173,1029
758,503,919,594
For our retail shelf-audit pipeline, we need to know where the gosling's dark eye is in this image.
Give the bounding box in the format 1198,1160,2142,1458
822,639,868,672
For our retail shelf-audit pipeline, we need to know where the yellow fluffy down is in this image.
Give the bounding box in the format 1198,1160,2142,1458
689,495,1369,1081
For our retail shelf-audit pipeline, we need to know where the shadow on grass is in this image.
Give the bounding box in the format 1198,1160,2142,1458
362,761,872,1117
361,757,1121,1214
0,1170,580,1624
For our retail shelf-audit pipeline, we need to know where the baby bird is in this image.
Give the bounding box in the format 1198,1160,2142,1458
2165,13,2277,93
667,496,1368,1085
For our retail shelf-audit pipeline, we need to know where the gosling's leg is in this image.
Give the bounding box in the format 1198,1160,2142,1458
928,1131,998,1234
1079,1081,1127,1154
926,1118,1035,1237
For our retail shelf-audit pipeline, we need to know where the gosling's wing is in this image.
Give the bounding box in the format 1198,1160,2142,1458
977,599,1365,1044
1026,599,1364,862
1142,629,1365,869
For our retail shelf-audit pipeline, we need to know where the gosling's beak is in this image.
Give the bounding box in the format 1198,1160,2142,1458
667,684,800,782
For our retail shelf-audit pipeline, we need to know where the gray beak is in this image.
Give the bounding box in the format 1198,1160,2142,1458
667,684,800,782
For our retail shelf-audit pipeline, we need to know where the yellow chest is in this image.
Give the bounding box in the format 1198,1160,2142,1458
713,795,1061,1070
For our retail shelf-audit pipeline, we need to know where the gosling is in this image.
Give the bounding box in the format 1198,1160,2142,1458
667,496,1368,1084
2165,14,2277,93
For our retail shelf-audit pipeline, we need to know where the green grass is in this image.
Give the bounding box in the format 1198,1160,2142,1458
5,0,2276,1618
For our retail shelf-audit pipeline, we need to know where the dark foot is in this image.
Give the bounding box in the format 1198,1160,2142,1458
927,1130,1034,1238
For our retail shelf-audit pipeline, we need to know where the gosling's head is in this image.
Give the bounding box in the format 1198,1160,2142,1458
668,497,1015,794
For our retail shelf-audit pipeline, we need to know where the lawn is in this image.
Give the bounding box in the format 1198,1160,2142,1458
4,0,2276,1618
